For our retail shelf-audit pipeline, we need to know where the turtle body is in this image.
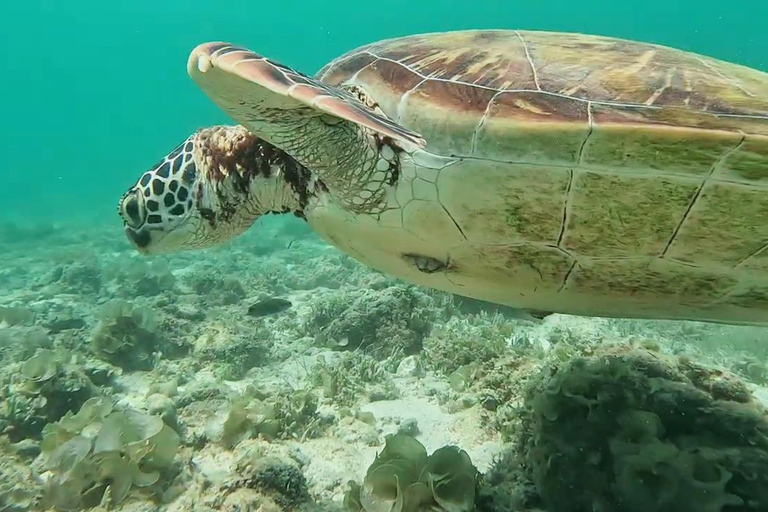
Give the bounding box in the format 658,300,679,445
309,30,768,325
119,30,768,326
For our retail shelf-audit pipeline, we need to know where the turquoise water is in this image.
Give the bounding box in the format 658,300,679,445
1,0,767,222
2,3,768,510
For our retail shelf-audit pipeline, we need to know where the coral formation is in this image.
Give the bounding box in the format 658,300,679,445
133,260,178,297
105,258,177,298
1,349,99,441
208,385,325,448
193,322,272,380
58,262,103,295
0,436,43,511
475,448,536,512
306,285,434,358
175,379,226,409
312,352,399,407
0,325,52,366
90,300,170,371
0,305,36,326
513,345,768,512
233,454,311,509
344,433,480,512
40,397,181,510
422,314,514,376
191,274,246,305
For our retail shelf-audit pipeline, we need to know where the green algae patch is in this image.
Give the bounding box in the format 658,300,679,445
39,397,180,510
514,346,768,512
344,433,480,512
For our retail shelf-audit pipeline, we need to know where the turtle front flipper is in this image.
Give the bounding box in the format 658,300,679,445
188,43,425,150
188,42,422,211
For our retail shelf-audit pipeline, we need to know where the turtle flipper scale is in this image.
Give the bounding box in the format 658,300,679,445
187,42,426,150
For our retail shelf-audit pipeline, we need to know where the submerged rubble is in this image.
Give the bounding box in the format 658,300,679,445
1,220,767,511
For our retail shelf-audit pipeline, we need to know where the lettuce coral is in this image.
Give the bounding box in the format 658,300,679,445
515,346,768,512
344,433,480,512
1,349,97,441
40,397,180,510
90,300,159,371
209,385,323,448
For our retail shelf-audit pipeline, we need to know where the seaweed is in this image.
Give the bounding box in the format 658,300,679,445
1,349,98,442
39,397,181,510
209,385,326,448
344,433,480,512
312,352,399,407
306,285,434,359
512,345,768,512
422,314,513,376
90,300,160,371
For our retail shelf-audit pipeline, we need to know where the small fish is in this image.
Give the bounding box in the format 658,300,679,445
246,297,292,317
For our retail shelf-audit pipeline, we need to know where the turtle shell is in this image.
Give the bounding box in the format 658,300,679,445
311,30,768,325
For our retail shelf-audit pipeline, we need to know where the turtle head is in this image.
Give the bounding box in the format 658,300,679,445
119,125,307,254
118,133,212,254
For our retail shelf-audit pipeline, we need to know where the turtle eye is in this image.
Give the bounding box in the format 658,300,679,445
120,191,145,228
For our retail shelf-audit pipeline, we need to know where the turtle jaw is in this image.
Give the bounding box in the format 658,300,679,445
123,215,207,254
118,189,154,253
125,225,152,252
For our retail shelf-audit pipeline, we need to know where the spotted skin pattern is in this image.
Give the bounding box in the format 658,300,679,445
123,136,198,229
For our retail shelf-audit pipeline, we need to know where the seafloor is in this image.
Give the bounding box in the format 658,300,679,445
1,216,767,512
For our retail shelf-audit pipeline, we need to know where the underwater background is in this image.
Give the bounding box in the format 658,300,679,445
2,1,768,511
1,0,768,220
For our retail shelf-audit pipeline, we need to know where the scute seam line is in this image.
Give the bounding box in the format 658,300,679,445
358,50,768,119
346,58,378,85
396,78,429,123
515,31,541,91
735,242,768,269
695,56,758,98
557,261,578,293
557,169,575,247
659,134,746,258
471,90,506,155
577,101,594,165
444,154,768,190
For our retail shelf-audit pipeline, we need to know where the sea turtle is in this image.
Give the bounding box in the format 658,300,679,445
118,30,768,326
